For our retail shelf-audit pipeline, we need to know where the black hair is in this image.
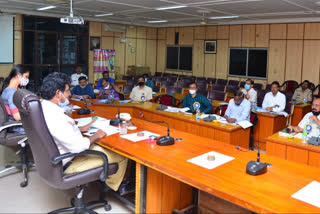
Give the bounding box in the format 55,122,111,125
271,81,280,87
235,90,245,98
137,76,144,81
302,80,309,84
143,73,149,77
101,78,109,83
78,76,87,81
40,72,71,100
246,78,254,85
189,82,197,88
103,71,109,75
1,65,29,94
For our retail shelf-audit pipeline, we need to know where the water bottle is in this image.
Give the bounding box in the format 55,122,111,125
251,102,256,111
302,130,307,143
196,108,201,121
119,121,127,135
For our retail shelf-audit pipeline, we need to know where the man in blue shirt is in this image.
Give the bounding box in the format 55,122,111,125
182,82,213,113
71,76,95,99
96,71,115,89
224,90,251,124
143,73,154,91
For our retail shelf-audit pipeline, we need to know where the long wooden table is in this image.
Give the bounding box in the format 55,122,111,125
291,103,312,126
266,133,320,167
71,102,320,213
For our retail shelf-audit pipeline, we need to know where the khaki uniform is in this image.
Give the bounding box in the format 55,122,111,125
292,88,312,103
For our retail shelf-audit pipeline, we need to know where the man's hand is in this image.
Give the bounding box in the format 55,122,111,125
89,129,106,144
82,95,89,99
309,115,319,123
266,107,273,112
245,94,250,99
226,118,236,123
288,125,302,133
223,115,229,119
79,119,96,132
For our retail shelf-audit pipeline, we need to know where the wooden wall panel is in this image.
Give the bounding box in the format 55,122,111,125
179,27,194,45
217,25,229,39
0,65,13,77
166,28,175,45
158,28,166,40
14,31,22,64
285,40,303,82
89,22,101,37
157,40,166,73
206,26,217,39
136,39,146,65
304,23,320,39
268,40,286,83
147,28,157,39
229,25,242,47
88,50,94,82
114,37,125,75
146,40,157,74
215,40,229,79
101,30,114,37
302,40,320,82
270,24,287,39
242,25,255,47
126,26,137,38
255,24,269,48
204,54,216,78
193,40,204,77
287,23,304,39
194,26,205,39
101,37,114,49
125,38,137,70
137,27,147,39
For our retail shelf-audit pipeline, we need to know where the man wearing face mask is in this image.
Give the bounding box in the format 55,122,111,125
96,71,115,90
224,90,251,124
241,79,257,105
40,72,128,191
143,73,154,91
292,80,312,103
129,76,152,101
182,82,213,113
288,98,320,137
262,81,286,112
71,76,95,99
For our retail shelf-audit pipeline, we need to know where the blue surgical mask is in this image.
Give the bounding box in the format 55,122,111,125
244,84,250,90
58,92,69,108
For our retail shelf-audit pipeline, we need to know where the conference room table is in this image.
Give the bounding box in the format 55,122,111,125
70,100,320,213
266,133,320,167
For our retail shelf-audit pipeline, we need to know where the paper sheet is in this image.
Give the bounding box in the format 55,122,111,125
75,116,106,127
72,105,81,109
83,126,119,136
256,108,268,113
237,120,253,129
187,151,234,170
119,100,132,104
291,181,320,208
120,131,159,142
165,107,181,113
75,116,119,136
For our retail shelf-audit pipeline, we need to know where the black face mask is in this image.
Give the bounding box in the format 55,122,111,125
312,109,320,116
138,82,145,86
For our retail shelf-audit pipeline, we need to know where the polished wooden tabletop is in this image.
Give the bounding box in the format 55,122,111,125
71,105,320,213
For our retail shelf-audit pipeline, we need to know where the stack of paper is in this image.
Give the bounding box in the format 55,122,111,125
120,131,159,142
237,120,253,129
187,151,234,170
75,116,119,136
291,181,320,208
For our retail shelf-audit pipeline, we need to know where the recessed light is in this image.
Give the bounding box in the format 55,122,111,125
315,1,320,6
95,13,113,17
147,20,168,23
155,5,187,10
209,15,239,20
37,5,57,11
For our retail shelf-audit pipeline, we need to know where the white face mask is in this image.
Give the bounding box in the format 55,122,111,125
104,84,110,90
189,89,196,95
58,92,69,108
19,77,29,86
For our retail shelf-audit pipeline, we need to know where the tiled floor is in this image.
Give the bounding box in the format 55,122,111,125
0,146,133,213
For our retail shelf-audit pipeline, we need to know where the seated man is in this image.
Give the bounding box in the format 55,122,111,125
288,98,320,137
71,66,88,87
129,76,153,101
292,80,312,103
143,73,154,91
224,91,251,123
40,72,128,191
96,71,115,90
71,76,95,99
99,78,121,100
262,81,286,112
182,82,213,113
241,78,257,105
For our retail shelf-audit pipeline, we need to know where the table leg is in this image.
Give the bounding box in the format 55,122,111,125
135,163,147,214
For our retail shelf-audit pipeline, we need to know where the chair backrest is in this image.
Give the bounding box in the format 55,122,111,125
228,80,239,86
154,94,176,106
198,89,208,97
196,77,206,81
284,101,294,115
118,93,125,100
177,81,190,88
155,72,162,77
0,97,9,141
253,83,263,90
207,90,226,101
166,86,182,95
281,80,298,93
207,78,216,84
285,92,293,102
123,85,134,94
217,79,227,85
13,89,65,189
153,85,160,93
239,81,246,88
225,85,239,94
250,112,258,128
161,81,172,88
126,79,135,86
213,104,228,116
197,82,207,90
211,84,225,92
265,84,271,91
167,76,177,83
257,90,266,107
122,76,132,81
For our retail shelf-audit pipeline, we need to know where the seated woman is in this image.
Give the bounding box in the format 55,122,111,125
99,78,121,100
1,65,30,134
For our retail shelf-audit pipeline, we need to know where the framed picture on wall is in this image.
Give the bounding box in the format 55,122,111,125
204,40,217,54
90,37,100,51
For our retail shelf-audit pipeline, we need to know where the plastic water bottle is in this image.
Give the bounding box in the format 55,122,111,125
196,108,201,121
302,130,307,143
251,102,256,111
119,121,127,135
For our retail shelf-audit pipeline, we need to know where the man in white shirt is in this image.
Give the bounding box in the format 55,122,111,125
262,81,286,112
241,79,257,105
288,98,320,137
224,90,251,124
71,66,88,87
40,72,127,191
129,76,153,101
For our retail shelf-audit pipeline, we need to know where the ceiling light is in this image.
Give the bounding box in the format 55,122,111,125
95,13,113,17
147,20,168,23
209,15,239,20
155,5,187,10
37,5,57,11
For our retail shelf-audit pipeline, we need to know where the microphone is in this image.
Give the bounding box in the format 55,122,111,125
109,104,122,126
77,98,91,115
139,112,175,146
245,143,268,176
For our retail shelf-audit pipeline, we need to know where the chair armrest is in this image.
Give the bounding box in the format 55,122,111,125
0,121,23,132
52,150,109,182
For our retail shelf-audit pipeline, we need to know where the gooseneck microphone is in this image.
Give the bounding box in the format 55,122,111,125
110,104,122,126
77,98,91,115
139,112,175,146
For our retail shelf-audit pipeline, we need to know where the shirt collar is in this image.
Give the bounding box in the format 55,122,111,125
42,99,64,113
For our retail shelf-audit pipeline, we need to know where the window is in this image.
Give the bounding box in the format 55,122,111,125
166,46,192,72
228,48,268,79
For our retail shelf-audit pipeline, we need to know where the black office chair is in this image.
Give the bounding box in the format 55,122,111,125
154,94,176,106
213,104,228,117
13,89,119,214
118,93,125,100
0,97,34,187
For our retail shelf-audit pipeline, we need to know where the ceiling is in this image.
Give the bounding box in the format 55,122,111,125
1,0,320,27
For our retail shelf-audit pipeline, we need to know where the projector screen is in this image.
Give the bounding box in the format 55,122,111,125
0,16,14,63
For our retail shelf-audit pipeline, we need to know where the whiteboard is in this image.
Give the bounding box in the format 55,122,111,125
0,16,14,63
